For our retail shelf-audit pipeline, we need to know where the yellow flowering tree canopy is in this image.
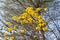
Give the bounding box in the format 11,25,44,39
0,0,55,40
11,7,48,32
5,7,48,40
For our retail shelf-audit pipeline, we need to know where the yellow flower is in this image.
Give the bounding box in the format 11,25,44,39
16,19,20,23
20,29,26,34
36,27,41,31
41,23,45,27
37,19,43,23
44,8,48,11
10,36,14,40
33,35,37,38
7,27,13,32
20,13,27,19
13,25,17,30
30,12,35,16
18,16,21,20
36,7,42,12
28,18,33,23
13,14,29,23
21,16,25,19
6,22,12,25
12,16,20,23
42,27,48,31
12,16,18,21
37,15,42,19
37,23,42,27
37,20,46,27
26,7,35,14
23,19,28,23
43,20,46,24
34,13,39,18
41,22,46,27
21,12,28,17
26,7,33,12
26,15,31,19
3,33,7,37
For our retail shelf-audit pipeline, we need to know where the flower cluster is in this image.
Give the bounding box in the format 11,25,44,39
6,22,17,32
3,33,14,40
12,7,47,32
4,7,48,40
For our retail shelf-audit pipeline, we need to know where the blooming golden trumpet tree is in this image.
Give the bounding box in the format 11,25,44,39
3,7,48,40
12,7,47,31
0,0,55,40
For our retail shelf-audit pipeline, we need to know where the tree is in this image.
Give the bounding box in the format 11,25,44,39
1,0,60,40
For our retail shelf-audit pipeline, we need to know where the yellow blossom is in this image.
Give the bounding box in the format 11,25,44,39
20,29,26,34
28,18,33,23
7,27,13,32
41,23,46,27
42,27,48,31
41,23,45,27
11,7,47,33
10,36,14,40
37,23,42,27
36,7,42,12
34,13,39,18
23,19,28,23
41,20,46,26
33,35,37,38
26,7,33,12
21,16,25,19
3,33,7,37
44,8,48,11
20,13,28,19
30,12,35,16
18,16,21,20
13,25,17,30
36,27,41,31
26,7,35,14
16,19,20,23
12,16,18,21
37,15,42,19
26,15,31,19
21,12,28,17
37,19,43,23
6,22,12,25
